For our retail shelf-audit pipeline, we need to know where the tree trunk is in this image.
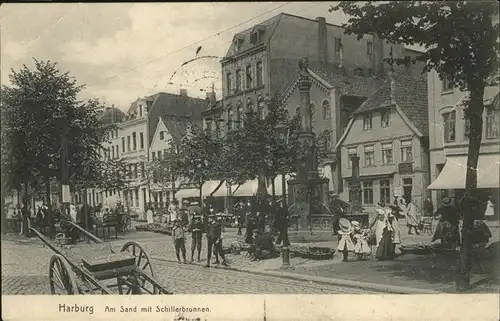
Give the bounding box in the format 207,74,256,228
271,176,276,207
456,84,485,291
199,181,204,204
45,178,55,238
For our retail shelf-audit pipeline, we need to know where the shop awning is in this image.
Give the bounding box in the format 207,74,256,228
175,181,224,199
428,155,500,190
232,179,259,197
267,175,290,196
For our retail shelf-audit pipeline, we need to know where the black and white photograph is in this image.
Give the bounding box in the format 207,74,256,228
1,1,499,320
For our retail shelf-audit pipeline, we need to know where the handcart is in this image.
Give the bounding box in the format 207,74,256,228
30,222,172,295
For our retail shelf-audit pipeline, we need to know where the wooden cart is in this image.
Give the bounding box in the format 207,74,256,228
30,223,172,295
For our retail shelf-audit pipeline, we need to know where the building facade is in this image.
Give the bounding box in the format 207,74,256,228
337,73,429,211
427,69,499,215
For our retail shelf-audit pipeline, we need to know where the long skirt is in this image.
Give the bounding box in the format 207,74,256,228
375,227,394,260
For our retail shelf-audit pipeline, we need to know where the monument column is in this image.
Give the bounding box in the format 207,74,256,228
350,155,362,213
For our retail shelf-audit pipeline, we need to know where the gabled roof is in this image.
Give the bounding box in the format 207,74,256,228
353,73,428,136
279,62,384,103
148,92,206,146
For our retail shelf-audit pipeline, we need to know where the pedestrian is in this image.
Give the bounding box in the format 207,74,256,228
168,200,178,225
352,221,371,260
431,197,460,249
204,214,229,267
146,206,154,224
172,219,187,264
274,201,290,247
236,202,245,236
189,214,203,263
424,197,434,217
406,198,421,235
249,228,276,261
484,196,495,220
337,218,354,262
372,201,394,261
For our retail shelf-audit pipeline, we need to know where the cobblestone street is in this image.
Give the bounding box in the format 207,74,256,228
1,232,377,295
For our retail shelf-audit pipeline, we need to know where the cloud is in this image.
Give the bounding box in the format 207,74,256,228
1,39,39,60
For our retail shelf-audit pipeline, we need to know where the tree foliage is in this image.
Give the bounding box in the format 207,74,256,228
331,1,499,290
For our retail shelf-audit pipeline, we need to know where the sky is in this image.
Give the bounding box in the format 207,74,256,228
0,2,351,111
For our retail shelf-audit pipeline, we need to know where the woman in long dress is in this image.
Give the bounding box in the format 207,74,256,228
484,197,495,220
146,206,154,224
372,202,394,260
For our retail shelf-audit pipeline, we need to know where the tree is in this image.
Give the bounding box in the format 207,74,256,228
175,124,219,202
145,140,182,202
1,59,111,236
331,1,499,290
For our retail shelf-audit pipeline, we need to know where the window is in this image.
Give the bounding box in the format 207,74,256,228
135,189,139,207
157,150,162,160
367,41,373,56
215,121,221,137
127,136,131,152
122,137,125,153
256,61,263,87
486,108,499,139
363,113,372,130
442,78,454,92
381,142,393,165
111,146,115,159
381,109,390,127
367,69,373,77
235,69,242,92
364,145,375,166
400,140,413,162
139,105,143,118
228,108,234,130
403,178,413,202
246,65,252,89
140,132,144,149
258,101,265,120
141,162,145,178
152,151,156,160
160,131,164,140
236,107,243,129
134,164,138,179
380,179,391,204
226,72,232,95
443,111,456,142
247,100,254,112
464,118,470,139
295,106,300,117
347,147,357,167
116,145,119,158
132,132,137,150
250,32,258,44
205,120,212,134
354,68,364,76
322,100,331,120
335,37,342,53
362,180,374,204
323,131,331,151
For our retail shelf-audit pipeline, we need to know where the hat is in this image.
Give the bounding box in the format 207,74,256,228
351,221,360,229
338,218,352,233
441,197,452,207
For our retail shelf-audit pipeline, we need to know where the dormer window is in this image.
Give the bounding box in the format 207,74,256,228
250,32,258,45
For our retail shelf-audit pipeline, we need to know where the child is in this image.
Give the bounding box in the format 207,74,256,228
337,218,354,262
351,221,371,260
172,218,186,264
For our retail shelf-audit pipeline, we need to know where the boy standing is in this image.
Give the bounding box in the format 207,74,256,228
172,218,186,264
204,215,229,267
190,214,204,263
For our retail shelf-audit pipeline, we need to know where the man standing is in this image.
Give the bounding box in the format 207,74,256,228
189,214,204,263
274,201,290,247
204,214,229,267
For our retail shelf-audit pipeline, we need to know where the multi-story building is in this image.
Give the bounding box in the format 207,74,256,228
336,73,429,211
427,69,499,215
96,90,205,214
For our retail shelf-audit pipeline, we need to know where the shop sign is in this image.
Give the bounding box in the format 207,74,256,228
399,162,413,174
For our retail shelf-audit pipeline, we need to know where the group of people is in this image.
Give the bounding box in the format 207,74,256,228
168,200,229,268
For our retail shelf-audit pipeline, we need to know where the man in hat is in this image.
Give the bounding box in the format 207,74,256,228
172,218,187,264
189,213,204,263
204,214,229,267
274,200,290,247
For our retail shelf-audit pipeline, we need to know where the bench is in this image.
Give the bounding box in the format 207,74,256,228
94,213,119,240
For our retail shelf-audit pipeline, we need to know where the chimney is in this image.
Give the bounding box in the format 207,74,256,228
373,32,385,77
316,17,328,66
179,89,188,96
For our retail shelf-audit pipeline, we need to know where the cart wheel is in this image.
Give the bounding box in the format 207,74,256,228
49,254,79,295
120,241,157,294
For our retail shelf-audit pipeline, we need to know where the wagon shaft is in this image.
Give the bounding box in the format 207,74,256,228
82,253,136,273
